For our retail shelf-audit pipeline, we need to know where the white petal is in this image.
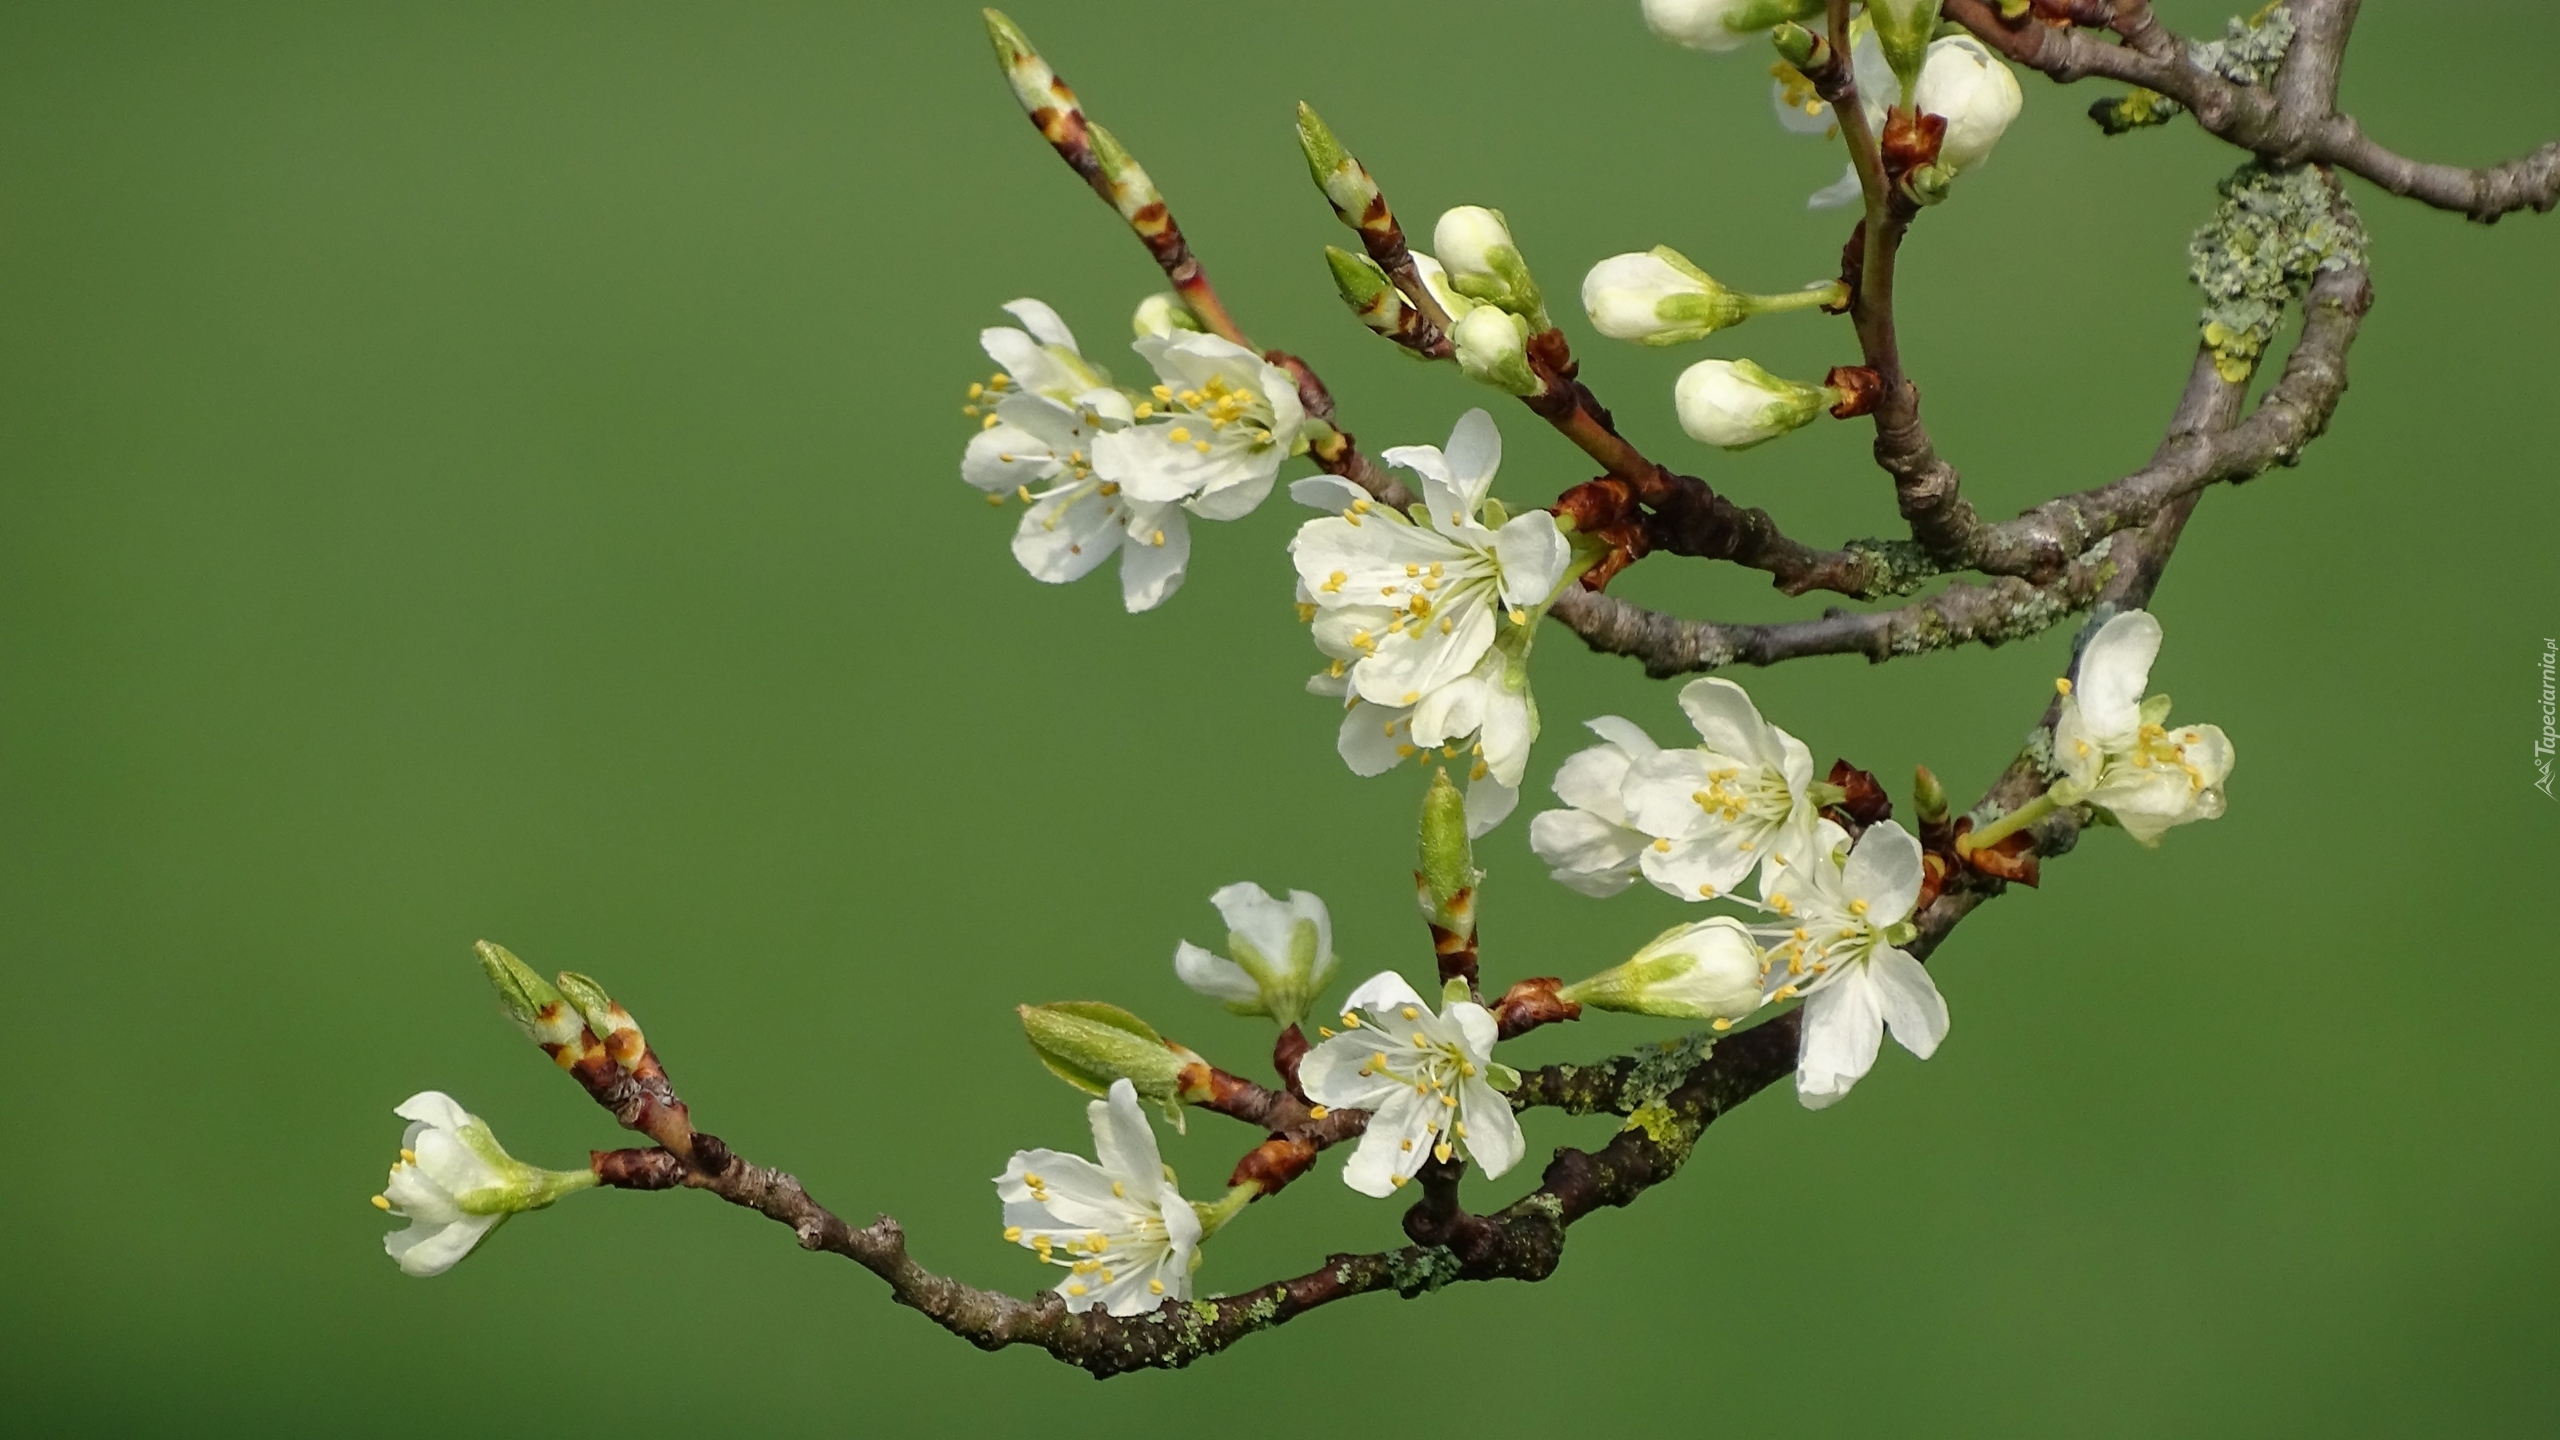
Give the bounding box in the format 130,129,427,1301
1551,741,1634,820
1290,475,1371,513
1001,297,1078,352
1841,821,1924,925
1639,830,1759,903
1584,714,1661,760
1114,504,1189,612
1089,1081,1165,1194
1492,511,1569,608
1338,1087,1436,1198
386,1213,501,1277
1529,809,1646,894
1011,484,1121,584
1464,774,1519,838
1868,948,1949,1060
1807,162,1863,210
1342,970,1427,1015
394,1091,473,1132
1350,601,1496,709
1457,1075,1525,1178
1440,409,1502,513
1796,973,1884,1109
1298,1033,1410,1113
2075,609,2161,739
1675,678,1780,766
1336,697,1415,777
1174,941,1265,1009
1477,681,1534,787
1379,441,1453,495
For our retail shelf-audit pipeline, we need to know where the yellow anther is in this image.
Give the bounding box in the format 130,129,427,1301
1397,743,1418,757
1402,691,1420,704
1133,402,1154,419
1652,837,1672,853
1321,570,1346,593
1410,1031,1429,1047
1848,898,1869,916
1317,1027,1335,1039
1391,1173,1410,1189
1406,563,1420,576
1149,1278,1165,1295
1016,484,1034,503
1439,616,1453,634
1434,1141,1454,1164
1023,1172,1043,1187
1308,1105,1330,1119
1296,602,1319,623
1151,529,1166,547
1166,426,1191,443
986,493,1005,506
401,1148,417,1164
1343,1012,1362,1027
1440,1093,1457,1108
1004,1226,1023,1242
1698,884,1717,898
987,373,1010,389
1400,1137,1414,1152
1455,1120,1469,1138
1194,440,1212,454
1350,498,1372,513
1507,607,1526,624
1469,760,1488,780
1712,1017,1733,1031
1152,384,1172,401
1066,1282,1088,1297
1458,1060,1476,1077
1111,1181,1125,1198
2056,677,2073,696
981,413,1000,429
370,1194,391,1210
1098,481,1119,496
962,404,980,417
967,382,985,400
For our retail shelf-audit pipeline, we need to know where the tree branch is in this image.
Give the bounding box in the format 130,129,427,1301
1948,0,2560,223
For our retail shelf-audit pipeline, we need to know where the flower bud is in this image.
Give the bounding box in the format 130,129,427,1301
1132,292,1203,339
475,941,586,1054
1673,358,1832,449
1295,102,1382,231
1417,769,1480,935
1581,247,1746,346
1913,764,1950,826
374,1091,597,1278
1642,0,1825,54
1173,883,1340,1030
1868,0,1941,100
1915,35,2022,172
1433,205,1544,324
1410,253,1475,322
1019,1001,1205,1128
1326,246,1410,337
1558,917,1765,1023
554,970,647,1071
1452,306,1539,396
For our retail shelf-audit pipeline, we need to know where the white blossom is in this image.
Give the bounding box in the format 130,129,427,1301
2051,610,2235,844
373,1091,595,1278
1298,972,1524,1196
996,1078,1203,1317
1751,821,1947,1110
1092,329,1306,521
1291,410,1567,814
1173,882,1340,1028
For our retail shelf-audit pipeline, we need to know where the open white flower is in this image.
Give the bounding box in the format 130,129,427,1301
1750,821,1946,1110
1091,330,1305,522
996,1078,1203,1317
1174,882,1339,1029
1299,972,1524,1196
961,302,1192,612
1533,679,1823,902
373,1091,595,1278
1291,410,1567,761
2051,610,2235,844
1527,716,1662,897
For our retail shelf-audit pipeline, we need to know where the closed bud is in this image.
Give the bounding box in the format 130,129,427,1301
1769,21,1823,69
1132,292,1203,339
1452,306,1539,396
1914,764,1950,826
554,971,646,1070
1019,1001,1204,1128
1295,103,1382,230
475,941,585,1054
1582,247,1747,346
1558,917,1765,1023
1673,358,1834,449
1915,36,2024,173
1868,0,1942,101
1642,0,1825,54
1325,246,1408,335
1433,205,1545,325
1417,768,1480,935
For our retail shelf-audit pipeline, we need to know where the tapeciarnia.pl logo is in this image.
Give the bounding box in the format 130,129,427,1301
2538,638,2556,799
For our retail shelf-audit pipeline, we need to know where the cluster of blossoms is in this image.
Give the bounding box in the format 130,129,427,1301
961,298,1307,612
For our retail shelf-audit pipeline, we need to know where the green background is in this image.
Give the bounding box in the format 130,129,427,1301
5,1,2556,1432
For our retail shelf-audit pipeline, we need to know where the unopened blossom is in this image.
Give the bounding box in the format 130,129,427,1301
1298,971,1524,1196
996,1078,1203,1316
1174,882,1340,1028
1750,820,1947,1110
1291,409,1567,801
2050,610,2235,844
1092,329,1306,521
1526,716,1662,897
1642,0,1823,54
1802,32,2022,208
1452,305,1538,395
1559,916,1766,1023
1673,358,1833,448
1582,248,1743,346
373,1091,596,1278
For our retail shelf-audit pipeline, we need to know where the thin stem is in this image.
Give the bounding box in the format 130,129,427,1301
1957,788,2061,854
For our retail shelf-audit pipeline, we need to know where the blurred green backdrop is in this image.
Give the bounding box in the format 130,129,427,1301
4,1,2557,1433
